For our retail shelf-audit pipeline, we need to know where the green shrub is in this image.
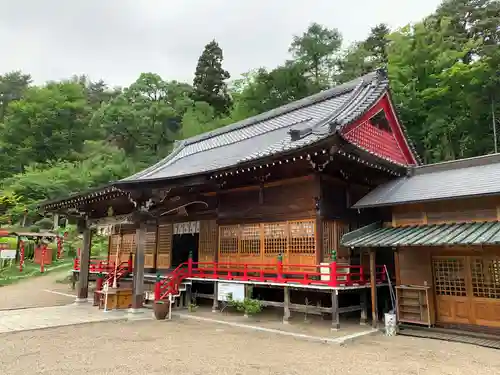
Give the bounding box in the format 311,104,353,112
227,293,262,316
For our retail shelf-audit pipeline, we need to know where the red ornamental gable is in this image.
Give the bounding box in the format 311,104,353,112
341,94,417,166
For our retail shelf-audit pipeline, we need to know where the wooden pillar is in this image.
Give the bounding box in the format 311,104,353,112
212,281,219,312
314,173,323,265
283,286,291,324
394,249,401,285
369,248,378,328
76,226,91,301
131,223,146,309
359,289,368,325
331,289,340,330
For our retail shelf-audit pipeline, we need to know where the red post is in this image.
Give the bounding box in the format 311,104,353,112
154,275,161,301
40,245,46,273
187,250,193,276
73,257,78,270
360,266,365,284
328,260,338,287
96,274,104,291
276,254,283,282
243,264,248,281
57,236,62,259
19,240,25,272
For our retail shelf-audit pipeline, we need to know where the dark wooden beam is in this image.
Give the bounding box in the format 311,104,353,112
369,248,378,328
131,223,146,309
76,225,92,301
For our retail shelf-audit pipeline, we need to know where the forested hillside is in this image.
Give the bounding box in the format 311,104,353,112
0,0,498,228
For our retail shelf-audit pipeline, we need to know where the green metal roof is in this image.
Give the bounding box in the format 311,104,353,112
341,221,500,248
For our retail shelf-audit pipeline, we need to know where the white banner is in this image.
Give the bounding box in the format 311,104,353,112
217,282,245,302
0,249,16,259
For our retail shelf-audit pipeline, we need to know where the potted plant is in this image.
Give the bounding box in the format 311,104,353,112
153,300,169,320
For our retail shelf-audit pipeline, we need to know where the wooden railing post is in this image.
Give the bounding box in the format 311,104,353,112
188,250,193,276
328,250,338,287
277,253,283,282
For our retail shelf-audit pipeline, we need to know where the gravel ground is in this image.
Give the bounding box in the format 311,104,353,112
0,270,76,310
1,319,499,375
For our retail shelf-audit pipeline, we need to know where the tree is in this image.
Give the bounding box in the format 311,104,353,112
192,40,232,116
92,73,192,163
289,23,342,86
0,81,90,175
233,61,321,116
336,24,391,83
0,71,32,122
0,141,138,225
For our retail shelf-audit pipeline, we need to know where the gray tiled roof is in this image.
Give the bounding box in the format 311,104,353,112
341,221,500,247
353,153,500,208
121,70,392,183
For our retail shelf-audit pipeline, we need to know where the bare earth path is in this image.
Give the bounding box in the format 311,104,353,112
0,319,499,375
0,270,76,310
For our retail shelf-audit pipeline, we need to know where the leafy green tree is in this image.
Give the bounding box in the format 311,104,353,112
232,61,321,116
0,71,31,122
1,141,138,225
289,22,342,86
0,81,90,175
92,73,192,162
337,24,390,83
192,40,232,116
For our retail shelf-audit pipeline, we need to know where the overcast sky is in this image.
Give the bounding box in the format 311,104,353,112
1,0,442,87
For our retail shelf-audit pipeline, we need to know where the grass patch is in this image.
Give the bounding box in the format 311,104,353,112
0,259,74,287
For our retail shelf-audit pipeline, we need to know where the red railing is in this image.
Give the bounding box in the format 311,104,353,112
105,261,132,287
73,258,115,273
154,258,387,301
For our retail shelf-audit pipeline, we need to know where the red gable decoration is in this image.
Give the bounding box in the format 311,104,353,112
341,94,417,166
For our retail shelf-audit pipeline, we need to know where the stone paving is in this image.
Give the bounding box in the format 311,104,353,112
0,303,130,333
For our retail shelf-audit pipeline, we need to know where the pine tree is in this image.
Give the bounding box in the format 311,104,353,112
192,40,232,116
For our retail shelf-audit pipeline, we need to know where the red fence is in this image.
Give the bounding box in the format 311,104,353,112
155,259,387,301
73,258,115,273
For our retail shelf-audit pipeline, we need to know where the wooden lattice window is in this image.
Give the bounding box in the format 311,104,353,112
121,233,136,254
108,234,121,258
145,230,157,255
471,257,500,299
322,221,335,261
433,258,467,297
239,224,261,255
263,222,288,255
199,220,218,259
288,220,315,254
220,225,239,254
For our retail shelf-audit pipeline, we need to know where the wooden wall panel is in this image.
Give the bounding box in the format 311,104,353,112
398,247,433,286
392,196,500,226
145,228,157,269
322,220,350,263
198,219,218,264
108,232,135,264
218,177,316,222
156,223,172,269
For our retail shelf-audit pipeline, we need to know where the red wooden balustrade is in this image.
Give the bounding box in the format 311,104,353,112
73,258,115,273
155,258,387,301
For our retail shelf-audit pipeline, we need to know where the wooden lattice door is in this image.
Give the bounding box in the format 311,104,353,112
156,224,172,269
433,255,500,328
469,256,500,327
432,256,471,325
198,220,218,264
